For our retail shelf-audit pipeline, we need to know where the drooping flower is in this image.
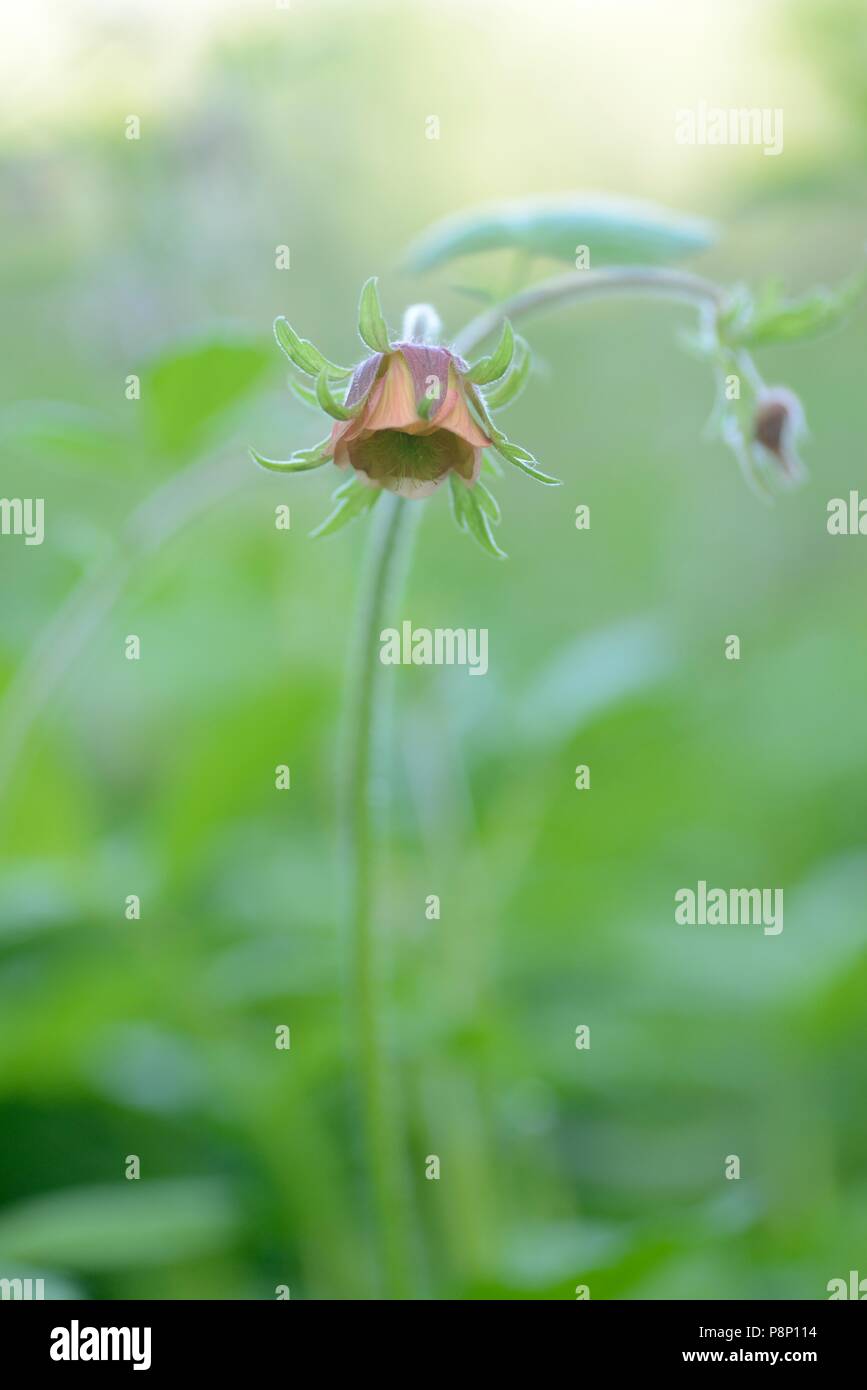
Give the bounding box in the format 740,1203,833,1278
329,341,490,499
250,279,558,556
713,370,809,500
700,298,810,500
751,386,807,484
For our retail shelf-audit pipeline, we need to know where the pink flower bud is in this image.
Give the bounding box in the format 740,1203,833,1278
752,386,807,483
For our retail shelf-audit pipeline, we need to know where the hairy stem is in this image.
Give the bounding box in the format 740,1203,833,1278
342,489,415,1298
454,266,728,358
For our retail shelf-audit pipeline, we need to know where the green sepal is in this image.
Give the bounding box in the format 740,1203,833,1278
463,379,505,441
249,437,333,473
465,318,515,385
718,267,867,349
482,452,503,477
474,478,502,524
310,476,381,537
449,474,507,559
287,375,320,410
493,438,562,485
482,336,531,409
274,317,352,379
465,381,562,486
357,277,392,354
315,369,363,421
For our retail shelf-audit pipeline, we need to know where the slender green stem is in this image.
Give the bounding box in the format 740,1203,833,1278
342,489,415,1298
454,265,728,358
341,266,729,1297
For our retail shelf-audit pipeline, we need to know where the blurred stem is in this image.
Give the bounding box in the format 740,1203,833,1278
0,451,250,819
339,268,728,1297
0,265,740,1297
342,489,415,1299
454,265,728,357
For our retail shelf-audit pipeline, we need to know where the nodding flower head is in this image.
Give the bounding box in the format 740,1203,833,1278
752,385,807,484
330,339,489,498
250,278,559,556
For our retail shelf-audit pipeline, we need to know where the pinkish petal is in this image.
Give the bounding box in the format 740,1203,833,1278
456,446,484,487
395,342,453,421
362,353,420,431
345,353,383,408
328,417,358,455
432,368,491,448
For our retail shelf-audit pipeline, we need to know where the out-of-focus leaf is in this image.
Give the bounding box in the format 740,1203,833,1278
143,336,272,456
516,617,674,747
86,1024,207,1114
0,402,125,467
499,1220,628,1288
406,195,714,271
719,267,867,348
637,850,867,1009
0,861,80,940
0,1266,84,1300
0,1179,238,1270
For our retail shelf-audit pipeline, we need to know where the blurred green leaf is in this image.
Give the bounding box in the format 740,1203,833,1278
0,1179,239,1270
516,618,674,748
0,1265,84,1299
719,267,867,347
143,337,272,456
0,402,125,467
406,195,715,271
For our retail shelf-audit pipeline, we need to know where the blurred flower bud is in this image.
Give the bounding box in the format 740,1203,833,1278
401,302,443,344
752,385,807,484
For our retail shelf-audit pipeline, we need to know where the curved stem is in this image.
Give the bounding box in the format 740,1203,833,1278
342,489,415,1298
454,266,728,358
337,269,728,1294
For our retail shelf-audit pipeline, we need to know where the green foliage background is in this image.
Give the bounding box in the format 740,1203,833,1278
0,0,865,1299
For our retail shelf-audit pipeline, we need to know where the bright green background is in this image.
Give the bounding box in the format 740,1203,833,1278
1,0,866,1299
